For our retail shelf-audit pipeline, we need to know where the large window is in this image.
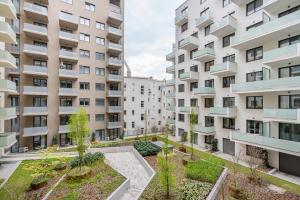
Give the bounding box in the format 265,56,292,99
278,5,300,18
80,17,90,26
247,120,263,134
279,123,300,142
80,65,90,74
79,49,90,58
205,60,214,72
205,116,214,127
279,65,300,78
246,46,263,62
178,99,185,107
279,95,300,109
205,42,214,49
223,33,235,47
33,97,47,107
95,52,105,60
223,97,235,107
246,0,263,16
181,22,188,32
223,76,235,88
96,21,105,30
278,35,300,48
223,54,235,63
205,79,214,88
223,118,235,129
178,69,185,78
178,84,185,92
33,116,47,127
33,78,47,87
80,98,90,106
79,33,90,42
190,82,198,91
178,114,185,122
246,96,263,109
178,54,185,64
85,2,95,12
204,24,212,36
246,71,263,82
246,21,263,31
205,98,214,108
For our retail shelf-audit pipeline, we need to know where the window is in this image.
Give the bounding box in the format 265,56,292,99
132,110,134,115
85,2,95,12
223,118,235,129
223,33,235,47
205,60,214,72
96,129,105,141
96,98,105,106
95,67,105,76
60,80,72,88
247,96,263,109
181,22,188,33
80,17,90,26
223,97,235,107
80,82,90,90
95,83,105,91
178,84,185,92
246,46,263,62
223,54,235,63
178,99,185,107
141,101,144,108
96,21,105,30
60,63,72,70
223,76,235,88
223,0,231,7
246,0,263,16
95,114,104,121
205,116,214,127
141,114,144,121
190,98,198,107
141,85,144,94
279,35,300,48
79,33,90,42
79,49,90,58
132,97,134,101
246,71,263,82
33,97,47,107
79,65,90,74
205,98,214,108
178,69,185,78
80,98,90,106
190,82,198,91
33,59,47,67
205,42,214,49
33,78,47,87
178,54,185,64
96,37,105,45
96,52,105,60
190,48,198,59
132,122,135,128
205,135,214,144
278,5,300,18
279,123,300,142
246,21,263,31
200,8,209,16
33,116,47,127
247,120,263,134
190,65,198,72
279,95,300,109
178,114,185,122
205,79,214,88
204,24,212,36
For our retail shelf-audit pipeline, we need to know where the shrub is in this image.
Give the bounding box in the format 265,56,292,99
30,175,48,190
185,161,222,183
69,152,104,168
67,166,91,180
54,162,67,171
178,179,213,200
211,139,218,152
133,141,160,157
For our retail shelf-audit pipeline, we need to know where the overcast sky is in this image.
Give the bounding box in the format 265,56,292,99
124,0,183,80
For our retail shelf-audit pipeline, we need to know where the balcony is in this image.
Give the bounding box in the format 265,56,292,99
59,50,78,63
231,131,300,155
166,92,175,98
108,26,122,40
232,11,300,49
108,57,122,68
263,44,300,67
263,0,299,15
263,109,300,123
23,23,48,40
108,90,122,97
166,79,175,86
210,62,237,76
108,4,123,26
0,49,16,68
231,76,300,94
179,106,198,114
194,125,215,135
0,21,16,44
108,42,123,54
107,106,123,113
210,15,237,37
107,74,123,82
166,118,175,124
23,86,48,96
0,0,17,19
24,2,48,22
0,79,17,94
193,48,215,62
59,12,78,30
59,106,77,115
175,12,188,26
23,65,48,76
166,65,175,73
59,31,78,47
59,69,79,79
23,126,48,137
59,88,78,96
178,36,198,51
23,107,48,116
59,125,69,134
231,0,252,5
179,71,199,82
195,11,213,29
0,133,17,148
166,106,175,112
23,44,48,59
107,121,123,129
193,87,215,97
0,107,16,120
209,107,237,118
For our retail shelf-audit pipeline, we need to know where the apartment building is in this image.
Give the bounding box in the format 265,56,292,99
161,80,176,135
0,0,18,156
165,0,300,177
4,0,124,151
124,76,164,136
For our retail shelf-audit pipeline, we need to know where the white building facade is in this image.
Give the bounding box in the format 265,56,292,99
165,0,300,177
124,76,164,136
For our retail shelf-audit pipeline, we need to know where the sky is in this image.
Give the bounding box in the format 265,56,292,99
124,0,183,80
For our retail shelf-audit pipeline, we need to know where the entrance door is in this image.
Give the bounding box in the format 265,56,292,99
223,138,235,156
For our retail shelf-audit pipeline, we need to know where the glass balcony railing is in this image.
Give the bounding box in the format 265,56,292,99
0,49,17,68
59,106,77,114
193,47,215,62
59,125,69,134
210,62,237,76
0,107,16,119
59,69,78,78
59,31,78,42
178,36,198,50
179,106,198,113
108,57,122,66
263,109,300,121
108,106,123,113
107,121,123,129
23,107,48,116
108,26,122,36
59,50,78,60
23,44,48,55
107,74,123,82
23,23,47,36
23,86,48,95
23,65,48,75
166,92,175,98
166,79,175,86
0,21,16,44
0,79,17,93
210,15,237,37
24,2,47,16
23,126,48,137
0,132,16,147
193,87,215,96
0,0,17,19
210,107,237,118
166,118,175,124
195,11,213,28
108,42,123,51
166,106,175,112
166,65,175,73
59,88,78,96
59,12,78,24
194,125,215,135
175,12,188,25
108,90,122,97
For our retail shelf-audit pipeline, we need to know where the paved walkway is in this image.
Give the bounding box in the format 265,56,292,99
105,152,151,200
0,161,21,189
269,170,300,186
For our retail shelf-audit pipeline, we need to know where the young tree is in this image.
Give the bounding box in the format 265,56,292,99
69,108,90,169
157,123,174,198
189,110,197,159
245,147,262,183
144,110,148,141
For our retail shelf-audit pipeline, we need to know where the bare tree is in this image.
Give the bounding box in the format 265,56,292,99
244,146,262,183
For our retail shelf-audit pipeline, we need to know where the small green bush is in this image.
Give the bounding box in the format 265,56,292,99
70,152,105,168
178,179,213,200
30,175,48,190
133,141,160,157
54,162,67,171
185,161,222,183
67,166,91,180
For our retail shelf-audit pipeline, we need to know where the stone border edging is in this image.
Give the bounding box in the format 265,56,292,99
206,167,228,200
42,174,67,200
106,177,130,200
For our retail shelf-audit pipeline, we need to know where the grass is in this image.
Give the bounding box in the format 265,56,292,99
0,158,70,200
186,160,223,183
48,160,125,200
90,140,138,148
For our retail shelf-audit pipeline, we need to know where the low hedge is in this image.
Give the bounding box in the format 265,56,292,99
30,175,49,190
133,141,160,157
178,179,213,200
70,152,104,168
